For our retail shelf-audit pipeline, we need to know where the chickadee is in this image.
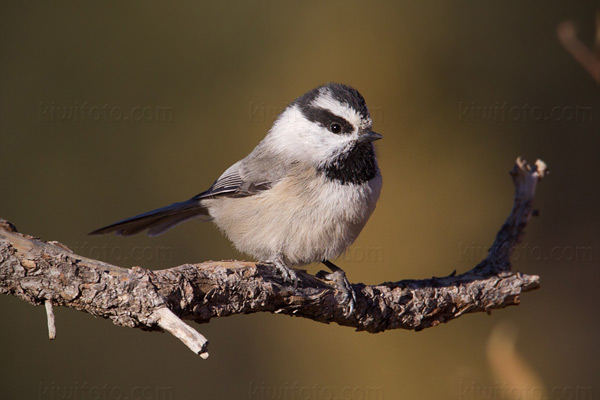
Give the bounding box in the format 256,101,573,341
91,83,382,315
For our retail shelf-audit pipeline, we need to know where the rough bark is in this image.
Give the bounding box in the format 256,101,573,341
0,158,547,358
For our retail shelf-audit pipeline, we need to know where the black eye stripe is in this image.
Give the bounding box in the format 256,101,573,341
300,106,354,134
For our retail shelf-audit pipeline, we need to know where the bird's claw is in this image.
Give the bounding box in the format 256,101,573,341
259,259,299,287
316,268,356,318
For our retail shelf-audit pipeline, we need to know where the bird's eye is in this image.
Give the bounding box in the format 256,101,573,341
329,123,341,134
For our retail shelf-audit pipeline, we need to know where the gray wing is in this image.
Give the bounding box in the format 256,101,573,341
90,143,289,237
193,149,290,200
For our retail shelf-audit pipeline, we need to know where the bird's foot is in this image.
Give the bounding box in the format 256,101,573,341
259,256,298,286
317,260,356,318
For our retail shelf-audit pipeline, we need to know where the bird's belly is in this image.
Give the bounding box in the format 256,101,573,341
203,169,381,265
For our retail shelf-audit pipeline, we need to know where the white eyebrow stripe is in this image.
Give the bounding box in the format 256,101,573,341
311,91,372,130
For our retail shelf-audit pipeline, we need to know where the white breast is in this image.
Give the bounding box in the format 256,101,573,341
202,165,381,265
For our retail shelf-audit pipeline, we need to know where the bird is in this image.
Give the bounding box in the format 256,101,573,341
90,83,383,316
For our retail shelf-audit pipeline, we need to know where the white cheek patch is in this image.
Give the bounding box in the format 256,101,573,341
269,105,351,165
267,97,371,168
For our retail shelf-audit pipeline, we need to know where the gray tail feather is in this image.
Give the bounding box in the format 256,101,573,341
89,199,210,237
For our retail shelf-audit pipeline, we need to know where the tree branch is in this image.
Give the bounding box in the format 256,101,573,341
0,158,547,357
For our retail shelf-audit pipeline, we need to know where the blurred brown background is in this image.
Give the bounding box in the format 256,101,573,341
1,1,598,399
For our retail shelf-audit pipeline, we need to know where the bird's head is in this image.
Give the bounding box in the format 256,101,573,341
266,83,382,183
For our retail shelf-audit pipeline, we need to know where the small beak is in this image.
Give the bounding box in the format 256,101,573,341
359,130,383,142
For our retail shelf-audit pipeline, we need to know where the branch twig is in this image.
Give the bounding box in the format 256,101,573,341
558,11,600,84
152,308,209,359
44,300,56,340
0,158,547,357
